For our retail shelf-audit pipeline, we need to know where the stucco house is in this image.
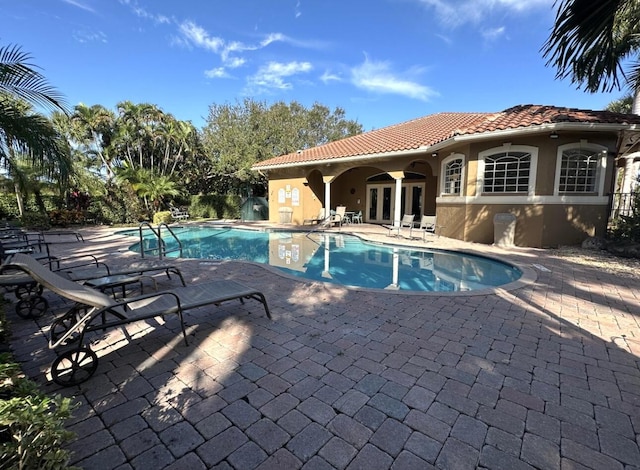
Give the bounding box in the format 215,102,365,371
252,104,640,248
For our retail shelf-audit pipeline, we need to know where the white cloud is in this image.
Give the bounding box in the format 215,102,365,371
226,57,246,69
179,21,224,53
417,0,553,27
205,67,230,78
119,0,170,24
72,29,107,44
321,70,342,83
482,26,506,42
351,56,437,101
178,21,295,70
248,61,313,91
62,0,95,13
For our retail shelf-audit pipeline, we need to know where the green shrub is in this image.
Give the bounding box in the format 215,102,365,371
153,211,173,224
0,394,78,469
19,212,50,230
189,194,241,219
0,302,78,470
48,210,84,227
611,192,640,242
89,184,145,225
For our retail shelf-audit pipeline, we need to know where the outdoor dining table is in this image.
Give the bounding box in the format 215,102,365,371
344,211,355,224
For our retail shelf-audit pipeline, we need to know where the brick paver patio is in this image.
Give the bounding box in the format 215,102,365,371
5,224,640,469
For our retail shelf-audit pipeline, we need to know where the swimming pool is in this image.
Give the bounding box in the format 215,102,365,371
122,226,522,292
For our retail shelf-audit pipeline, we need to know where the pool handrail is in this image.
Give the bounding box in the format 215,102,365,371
138,222,183,259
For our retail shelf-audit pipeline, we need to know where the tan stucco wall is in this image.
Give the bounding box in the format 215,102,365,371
437,202,608,248
262,131,618,247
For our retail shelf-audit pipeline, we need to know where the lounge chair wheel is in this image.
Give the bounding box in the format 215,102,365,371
15,283,43,299
50,315,81,345
51,347,98,386
15,296,48,319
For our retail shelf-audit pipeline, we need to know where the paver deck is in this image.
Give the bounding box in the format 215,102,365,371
5,223,640,469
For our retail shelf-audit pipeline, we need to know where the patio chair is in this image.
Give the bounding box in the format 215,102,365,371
170,204,190,221
351,211,363,224
330,206,347,227
4,253,271,386
383,214,415,237
1,239,56,265
416,215,437,240
1,253,185,319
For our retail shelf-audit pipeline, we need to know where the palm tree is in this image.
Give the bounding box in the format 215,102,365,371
1,98,71,216
542,0,640,112
116,164,181,213
70,103,116,179
0,43,71,215
0,44,67,112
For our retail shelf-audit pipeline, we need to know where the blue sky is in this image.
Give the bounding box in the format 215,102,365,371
1,0,627,132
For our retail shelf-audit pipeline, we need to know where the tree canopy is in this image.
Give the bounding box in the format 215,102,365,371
199,98,362,196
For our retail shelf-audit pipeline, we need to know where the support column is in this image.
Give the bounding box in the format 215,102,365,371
622,154,639,193
386,171,405,226
323,176,334,216
394,177,403,227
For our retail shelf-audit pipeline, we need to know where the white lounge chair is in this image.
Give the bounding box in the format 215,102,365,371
170,204,190,221
417,215,437,240
383,214,415,237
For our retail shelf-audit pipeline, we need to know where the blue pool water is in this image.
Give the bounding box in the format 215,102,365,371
121,226,521,292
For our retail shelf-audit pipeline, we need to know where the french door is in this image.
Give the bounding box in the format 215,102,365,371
366,183,424,223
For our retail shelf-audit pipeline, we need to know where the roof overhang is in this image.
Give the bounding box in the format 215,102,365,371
252,122,640,171
252,146,432,171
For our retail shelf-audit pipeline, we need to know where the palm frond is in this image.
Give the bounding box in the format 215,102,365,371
542,0,629,92
0,44,69,113
0,97,72,181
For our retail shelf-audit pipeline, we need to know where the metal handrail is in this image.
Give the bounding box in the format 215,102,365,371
138,222,183,259
610,191,636,220
158,223,183,259
138,222,162,259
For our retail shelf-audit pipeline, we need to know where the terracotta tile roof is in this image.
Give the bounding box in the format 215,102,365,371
253,104,640,169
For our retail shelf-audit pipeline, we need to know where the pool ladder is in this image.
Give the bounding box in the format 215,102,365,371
138,222,183,259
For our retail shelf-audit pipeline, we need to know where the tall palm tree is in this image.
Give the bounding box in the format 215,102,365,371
542,0,640,112
70,103,116,179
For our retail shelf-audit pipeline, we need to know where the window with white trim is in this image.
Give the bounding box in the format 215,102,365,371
558,147,600,193
483,151,531,193
443,156,463,195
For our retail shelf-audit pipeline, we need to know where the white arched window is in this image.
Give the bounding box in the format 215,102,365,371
478,145,538,196
441,154,465,195
554,142,607,196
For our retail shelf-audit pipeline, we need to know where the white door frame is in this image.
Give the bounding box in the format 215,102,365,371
366,182,425,223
